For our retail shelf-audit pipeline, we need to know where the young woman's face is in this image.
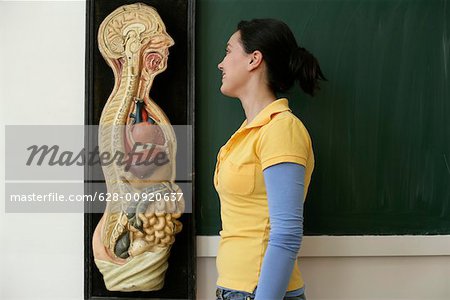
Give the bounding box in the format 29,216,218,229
217,31,252,97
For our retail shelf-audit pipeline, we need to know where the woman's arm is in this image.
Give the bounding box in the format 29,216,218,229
255,162,305,300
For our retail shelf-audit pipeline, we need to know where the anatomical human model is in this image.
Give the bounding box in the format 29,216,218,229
92,3,185,291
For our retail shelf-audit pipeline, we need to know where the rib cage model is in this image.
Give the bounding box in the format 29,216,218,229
92,3,185,292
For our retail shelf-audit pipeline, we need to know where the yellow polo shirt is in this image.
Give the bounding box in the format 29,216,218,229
214,98,314,293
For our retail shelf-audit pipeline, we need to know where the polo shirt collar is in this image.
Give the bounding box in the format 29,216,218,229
239,98,291,130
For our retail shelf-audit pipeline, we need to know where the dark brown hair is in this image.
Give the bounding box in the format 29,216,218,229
237,18,327,96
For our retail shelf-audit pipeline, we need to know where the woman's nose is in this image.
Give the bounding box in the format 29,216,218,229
218,60,223,71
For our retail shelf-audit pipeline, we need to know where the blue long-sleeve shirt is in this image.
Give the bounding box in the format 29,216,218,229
255,162,306,299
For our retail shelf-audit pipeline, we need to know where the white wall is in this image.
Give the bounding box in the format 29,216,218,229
1,1,449,300
199,256,450,300
0,1,85,300
197,236,450,300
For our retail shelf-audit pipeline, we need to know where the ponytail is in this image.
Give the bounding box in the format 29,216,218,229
289,47,327,97
238,18,327,96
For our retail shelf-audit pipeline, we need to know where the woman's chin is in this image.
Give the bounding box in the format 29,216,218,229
219,84,226,95
220,85,234,98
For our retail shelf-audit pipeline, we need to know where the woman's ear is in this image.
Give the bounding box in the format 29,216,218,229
247,50,263,71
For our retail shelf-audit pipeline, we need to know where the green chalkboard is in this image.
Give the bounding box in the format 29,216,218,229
195,0,450,235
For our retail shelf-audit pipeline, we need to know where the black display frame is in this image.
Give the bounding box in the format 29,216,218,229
84,0,195,299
